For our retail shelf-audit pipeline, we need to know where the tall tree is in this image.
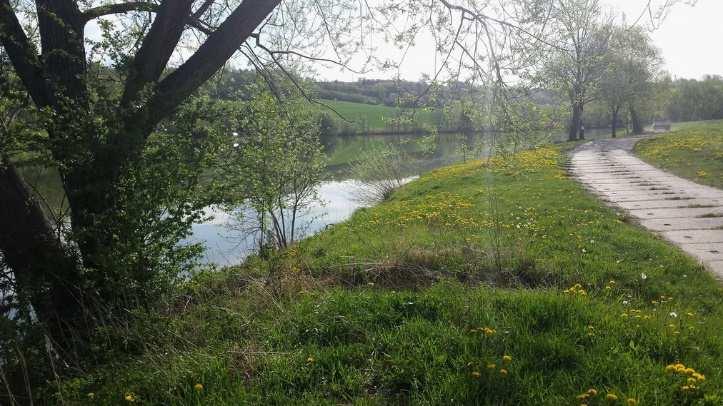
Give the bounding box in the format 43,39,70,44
543,0,611,141
599,26,660,137
0,0,281,346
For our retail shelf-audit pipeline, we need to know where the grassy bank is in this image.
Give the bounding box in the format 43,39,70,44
53,146,722,405
635,120,723,188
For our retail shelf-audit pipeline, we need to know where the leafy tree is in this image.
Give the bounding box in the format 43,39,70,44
218,92,326,251
352,143,409,204
665,76,723,122
0,0,281,347
599,26,660,136
543,0,612,141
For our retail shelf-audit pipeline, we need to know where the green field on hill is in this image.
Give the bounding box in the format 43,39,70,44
320,99,444,132
55,144,722,405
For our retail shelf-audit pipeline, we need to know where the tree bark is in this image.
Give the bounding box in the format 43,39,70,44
611,106,619,138
0,0,282,350
568,102,582,141
630,106,644,135
0,162,84,345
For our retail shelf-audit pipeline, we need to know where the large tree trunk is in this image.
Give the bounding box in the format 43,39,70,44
568,102,583,141
611,106,619,138
0,162,85,347
0,0,282,354
630,106,644,135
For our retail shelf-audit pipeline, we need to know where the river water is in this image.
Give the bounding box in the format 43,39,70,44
187,129,611,265
17,129,612,266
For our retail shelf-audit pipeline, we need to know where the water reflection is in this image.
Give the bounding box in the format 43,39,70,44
188,178,421,265
17,129,611,266
191,129,612,265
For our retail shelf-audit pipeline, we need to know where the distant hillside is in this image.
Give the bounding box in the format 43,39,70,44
319,99,443,133
313,79,477,108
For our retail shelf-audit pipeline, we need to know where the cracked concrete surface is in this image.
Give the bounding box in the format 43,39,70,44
569,137,723,280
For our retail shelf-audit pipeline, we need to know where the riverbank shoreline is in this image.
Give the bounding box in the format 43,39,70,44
48,133,723,404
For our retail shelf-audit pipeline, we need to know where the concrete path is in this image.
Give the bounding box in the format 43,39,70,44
569,137,723,280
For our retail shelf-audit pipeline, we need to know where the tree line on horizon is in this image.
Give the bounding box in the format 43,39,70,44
205,68,723,138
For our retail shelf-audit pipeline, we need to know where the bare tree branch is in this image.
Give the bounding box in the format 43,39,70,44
150,0,281,119
120,0,193,107
250,36,351,122
0,0,50,107
81,1,158,23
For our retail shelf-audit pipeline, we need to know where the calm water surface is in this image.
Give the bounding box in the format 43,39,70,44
190,129,611,265
19,129,612,266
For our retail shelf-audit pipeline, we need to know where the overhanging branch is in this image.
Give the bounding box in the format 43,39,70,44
0,0,51,107
149,0,281,119
81,1,158,23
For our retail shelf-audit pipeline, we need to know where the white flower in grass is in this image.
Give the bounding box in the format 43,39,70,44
669,312,678,318
641,273,647,280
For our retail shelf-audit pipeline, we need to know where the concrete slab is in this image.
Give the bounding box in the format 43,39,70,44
595,193,692,203
628,207,723,219
617,199,723,210
639,217,723,231
661,230,723,244
680,243,723,262
570,137,723,280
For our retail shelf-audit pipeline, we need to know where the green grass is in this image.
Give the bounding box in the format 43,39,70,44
52,146,722,405
321,99,442,131
636,120,723,188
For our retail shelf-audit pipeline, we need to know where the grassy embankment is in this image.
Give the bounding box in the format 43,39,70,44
321,99,443,132
55,145,721,404
635,120,723,188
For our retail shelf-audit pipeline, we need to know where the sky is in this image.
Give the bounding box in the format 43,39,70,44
608,0,723,80
313,0,723,82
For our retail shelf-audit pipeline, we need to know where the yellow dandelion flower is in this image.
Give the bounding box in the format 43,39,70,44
486,363,496,369
194,383,204,392
693,373,705,381
626,399,637,406
482,327,496,337
665,364,676,373
577,394,590,400
499,368,508,377
307,356,315,363
471,371,481,378
606,393,618,401
502,355,512,364
684,368,695,376
124,392,136,402
587,388,598,396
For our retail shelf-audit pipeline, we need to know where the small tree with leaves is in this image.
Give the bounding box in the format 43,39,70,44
218,92,325,251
